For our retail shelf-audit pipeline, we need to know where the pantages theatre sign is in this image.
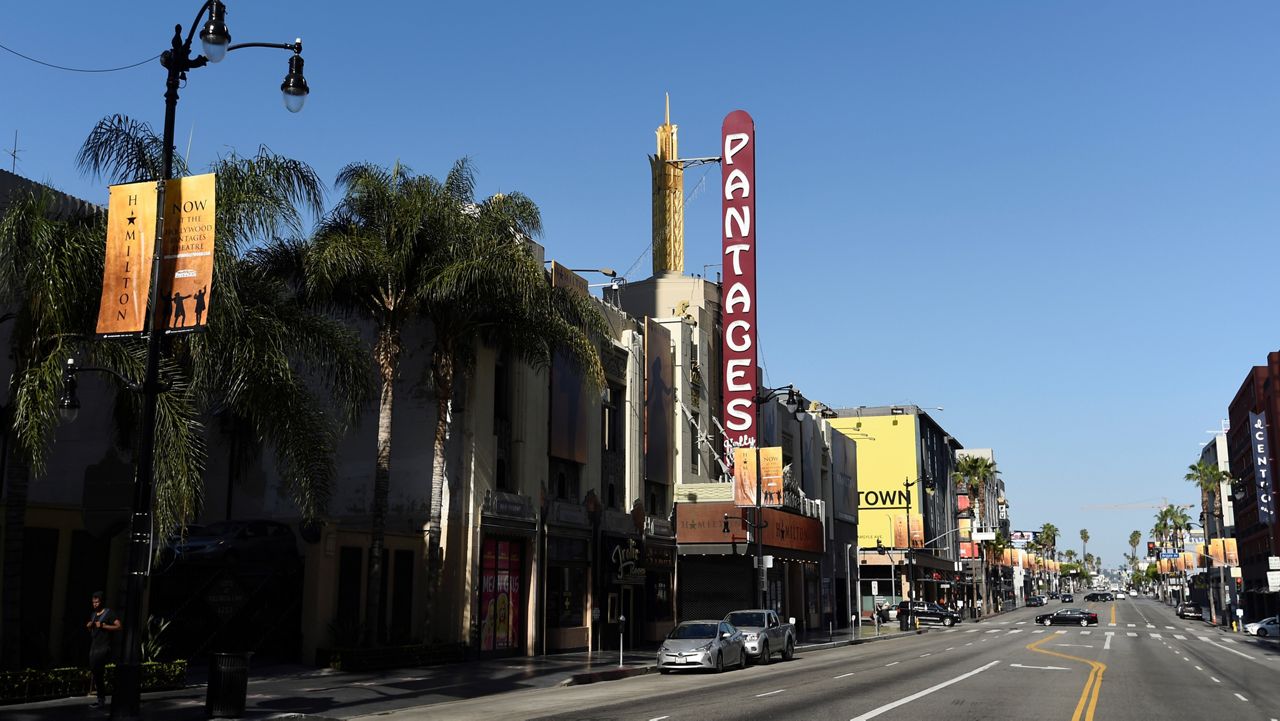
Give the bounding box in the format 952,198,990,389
721,110,758,471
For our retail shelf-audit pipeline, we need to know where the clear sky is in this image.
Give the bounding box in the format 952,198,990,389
4,2,1279,567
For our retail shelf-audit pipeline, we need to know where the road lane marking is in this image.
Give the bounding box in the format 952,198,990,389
1195,665,1202,670
1198,636,1210,641
1057,644,1094,648
1235,693,1248,702
1055,630,1068,635
649,717,670,721
1165,626,1175,630
1081,631,1092,635
1111,606,1116,625
920,653,932,657
1103,633,1112,651
1027,635,1106,721
1146,624,1155,629
1211,677,1221,683
1108,623,1116,627
1010,663,1070,670
965,629,979,633
1150,633,1162,639
1007,630,1023,634
1127,632,1138,637
1204,639,1255,659
1033,630,1045,634
965,642,973,646
885,661,900,666
848,660,1001,721
946,647,956,651
756,689,785,697
1174,635,1186,640
1127,623,1135,627
1016,621,1027,625
834,672,856,679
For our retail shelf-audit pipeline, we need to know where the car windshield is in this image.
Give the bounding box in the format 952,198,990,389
668,623,717,640
725,612,766,628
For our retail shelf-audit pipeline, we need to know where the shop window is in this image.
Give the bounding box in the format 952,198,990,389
547,566,586,628
479,538,525,652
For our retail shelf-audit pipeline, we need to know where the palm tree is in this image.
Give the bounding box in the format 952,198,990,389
954,455,997,613
1080,528,1089,572
1039,523,1059,591
279,158,607,643
1128,530,1142,569
1186,461,1232,622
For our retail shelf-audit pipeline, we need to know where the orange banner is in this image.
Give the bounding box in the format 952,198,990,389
759,447,784,506
97,174,217,336
733,447,757,507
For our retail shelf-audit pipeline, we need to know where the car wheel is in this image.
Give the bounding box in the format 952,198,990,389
739,647,747,670
1080,619,1088,627
715,652,723,673
783,639,794,661
759,640,770,665
1043,619,1052,627
943,617,955,627
1260,628,1269,638
658,668,670,675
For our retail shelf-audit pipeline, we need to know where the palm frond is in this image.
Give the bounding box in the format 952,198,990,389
76,114,186,184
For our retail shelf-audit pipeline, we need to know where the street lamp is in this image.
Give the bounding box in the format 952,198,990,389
84,3,308,717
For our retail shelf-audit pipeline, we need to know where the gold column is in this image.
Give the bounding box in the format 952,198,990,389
651,94,684,274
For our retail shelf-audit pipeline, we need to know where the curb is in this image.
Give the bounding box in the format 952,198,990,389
561,665,654,686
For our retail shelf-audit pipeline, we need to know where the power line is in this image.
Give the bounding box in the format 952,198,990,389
0,40,159,73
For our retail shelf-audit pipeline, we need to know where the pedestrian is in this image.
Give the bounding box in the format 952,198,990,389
86,591,121,709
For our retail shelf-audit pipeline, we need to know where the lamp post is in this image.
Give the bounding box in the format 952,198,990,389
67,4,308,717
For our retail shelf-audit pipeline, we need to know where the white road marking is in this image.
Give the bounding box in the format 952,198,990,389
1127,623,1136,627
1056,644,1094,648
756,689,785,697
1033,630,1045,634
1080,631,1092,635
1235,693,1248,702
848,660,1001,721
1205,639,1255,659
1211,677,1221,683
1055,630,1068,635
1016,621,1027,625
1225,639,1238,644
1146,624,1156,629
649,717,670,721
1174,635,1186,640
1150,633,1163,639
1198,636,1211,642
946,647,956,651
986,630,1001,634
1108,623,1116,627
1195,665,1202,670
965,629,979,633
885,661,900,667
965,642,973,646
1103,633,1113,650
1009,663,1070,670
1006,629,1023,635
834,672,856,679
920,653,932,657
1127,632,1138,637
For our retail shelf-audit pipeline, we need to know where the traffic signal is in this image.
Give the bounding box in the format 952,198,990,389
877,539,886,555
723,513,730,534
1147,541,1156,557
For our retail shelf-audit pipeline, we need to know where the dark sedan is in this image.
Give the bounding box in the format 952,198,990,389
1060,593,1075,603
1026,595,1047,607
1084,592,1114,602
1036,608,1099,627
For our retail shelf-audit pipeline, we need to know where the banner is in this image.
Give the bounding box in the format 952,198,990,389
97,173,216,337
721,110,758,467
733,447,758,507
1251,411,1274,525
759,447,783,506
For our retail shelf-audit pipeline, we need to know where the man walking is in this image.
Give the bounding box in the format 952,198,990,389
86,591,121,709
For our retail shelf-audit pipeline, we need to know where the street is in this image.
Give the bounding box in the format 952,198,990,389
367,598,1280,721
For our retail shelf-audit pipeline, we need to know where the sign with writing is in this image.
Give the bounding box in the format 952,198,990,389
733,446,759,507
1252,412,1275,525
721,110,758,468
1268,570,1280,592
97,174,216,337
676,501,824,553
759,447,784,506
607,537,646,584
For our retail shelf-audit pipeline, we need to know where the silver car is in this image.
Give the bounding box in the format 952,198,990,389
656,620,747,673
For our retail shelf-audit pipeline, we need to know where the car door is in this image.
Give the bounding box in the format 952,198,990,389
719,622,739,665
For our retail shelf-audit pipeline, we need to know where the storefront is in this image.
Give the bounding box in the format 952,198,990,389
599,509,645,650
544,499,592,651
643,517,677,642
477,491,536,657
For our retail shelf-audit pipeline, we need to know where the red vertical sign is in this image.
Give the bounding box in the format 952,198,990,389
721,110,757,466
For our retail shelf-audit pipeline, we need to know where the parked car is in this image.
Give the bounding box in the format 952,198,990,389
1176,603,1203,620
1084,592,1114,602
723,609,795,664
1036,608,1099,627
1026,595,1047,607
167,519,299,564
1245,616,1280,637
1060,593,1074,603
657,620,747,673
897,600,961,627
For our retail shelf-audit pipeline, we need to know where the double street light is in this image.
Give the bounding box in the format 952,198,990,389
56,3,308,717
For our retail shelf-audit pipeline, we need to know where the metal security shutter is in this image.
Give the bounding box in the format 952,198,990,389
678,556,753,620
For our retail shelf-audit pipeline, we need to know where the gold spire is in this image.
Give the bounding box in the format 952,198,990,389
651,94,684,274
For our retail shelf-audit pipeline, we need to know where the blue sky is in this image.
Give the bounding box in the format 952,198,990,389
5,2,1280,566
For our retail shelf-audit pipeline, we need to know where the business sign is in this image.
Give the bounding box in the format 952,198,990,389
676,501,823,553
1009,530,1037,548
97,174,216,337
1251,412,1275,525
721,110,757,468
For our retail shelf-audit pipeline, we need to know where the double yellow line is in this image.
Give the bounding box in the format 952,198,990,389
1027,634,1105,721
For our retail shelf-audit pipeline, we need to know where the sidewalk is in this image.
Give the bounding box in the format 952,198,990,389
5,626,924,720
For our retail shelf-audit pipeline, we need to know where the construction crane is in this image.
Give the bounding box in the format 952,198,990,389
1081,498,1195,512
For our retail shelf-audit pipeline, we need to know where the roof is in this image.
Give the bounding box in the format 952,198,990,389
0,169,102,220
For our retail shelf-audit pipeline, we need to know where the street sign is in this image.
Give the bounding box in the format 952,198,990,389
973,531,996,542
871,581,879,595
753,555,774,569
1268,570,1280,592
1159,552,1178,559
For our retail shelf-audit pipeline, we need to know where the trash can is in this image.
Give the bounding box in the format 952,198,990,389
206,652,252,718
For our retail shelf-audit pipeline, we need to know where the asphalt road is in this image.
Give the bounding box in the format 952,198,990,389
368,598,1280,721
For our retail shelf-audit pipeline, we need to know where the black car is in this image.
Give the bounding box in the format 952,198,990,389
1060,593,1074,603
1026,595,1047,607
1084,592,1114,602
1176,603,1203,620
897,600,962,627
1036,608,1099,626
1048,592,1060,600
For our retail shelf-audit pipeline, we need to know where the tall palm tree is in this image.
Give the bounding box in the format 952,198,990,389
1186,461,1233,622
954,455,997,612
278,158,607,643
1128,530,1142,569
1040,522,1059,590
1080,528,1089,571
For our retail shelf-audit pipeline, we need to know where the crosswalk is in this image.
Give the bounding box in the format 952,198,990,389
939,626,1258,650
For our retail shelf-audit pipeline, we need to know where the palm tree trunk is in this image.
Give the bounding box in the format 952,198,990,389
424,344,454,641
364,326,401,645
